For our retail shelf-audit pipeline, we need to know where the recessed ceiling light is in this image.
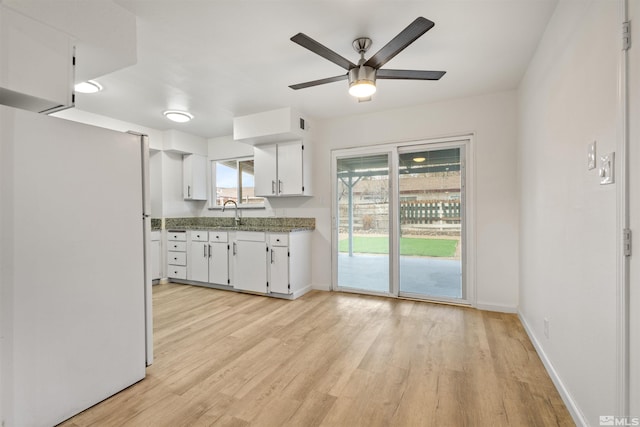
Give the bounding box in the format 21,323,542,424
74,80,103,94
413,157,426,163
163,110,193,123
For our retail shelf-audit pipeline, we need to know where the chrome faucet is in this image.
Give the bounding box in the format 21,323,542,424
222,200,240,226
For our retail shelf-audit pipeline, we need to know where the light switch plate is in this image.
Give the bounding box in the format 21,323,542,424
599,152,615,185
587,141,596,170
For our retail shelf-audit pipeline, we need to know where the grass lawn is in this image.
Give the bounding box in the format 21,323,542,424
339,236,458,257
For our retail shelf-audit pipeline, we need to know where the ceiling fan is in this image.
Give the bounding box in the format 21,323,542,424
289,17,446,101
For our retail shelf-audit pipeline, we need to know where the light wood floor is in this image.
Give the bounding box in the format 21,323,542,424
61,283,573,427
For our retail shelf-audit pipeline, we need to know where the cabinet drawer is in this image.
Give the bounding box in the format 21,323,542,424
167,251,186,266
189,230,208,241
167,231,187,241
151,231,161,241
209,231,228,243
236,231,265,242
269,233,289,247
167,241,186,252
167,265,187,279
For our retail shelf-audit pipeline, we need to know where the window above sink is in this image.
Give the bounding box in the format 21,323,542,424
210,156,265,210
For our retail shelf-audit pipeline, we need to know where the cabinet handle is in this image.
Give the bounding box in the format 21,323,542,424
271,249,274,264
278,180,283,194
208,244,212,258
188,185,191,198
233,242,237,255
203,244,207,257
271,180,276,194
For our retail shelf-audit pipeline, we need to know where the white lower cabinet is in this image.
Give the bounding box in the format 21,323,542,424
188,230,230,285
170,228,311,299
233,232,267,293
269,234,289,294
208,231,229,285
267,232,311,296
188,230,209,282
167,231,187,280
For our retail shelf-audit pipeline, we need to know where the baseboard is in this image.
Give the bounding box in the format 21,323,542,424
311,283,331,292
518,311,588,427
291,285,312,299
475,302,517,313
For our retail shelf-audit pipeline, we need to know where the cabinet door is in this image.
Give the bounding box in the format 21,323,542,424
188,241,209,282
269,246,289,294
183,154,207,200
276,141,304,196
209,242,229,285
254,144,278,197
234,240,267,293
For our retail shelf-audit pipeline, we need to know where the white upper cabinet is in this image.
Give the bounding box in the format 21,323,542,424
254,141,312,197
234,107,313,197
254,144,278,196
277,141,305,196
183,154,208,201
233,107,310,145
0,5,74,113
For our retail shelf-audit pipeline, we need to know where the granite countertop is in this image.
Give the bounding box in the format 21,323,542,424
167,225,313,233
156,217,315,233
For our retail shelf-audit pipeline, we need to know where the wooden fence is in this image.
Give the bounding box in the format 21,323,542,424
337,200,461,232
400,200,461,224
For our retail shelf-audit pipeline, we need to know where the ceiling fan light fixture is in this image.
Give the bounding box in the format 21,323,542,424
348,66,377,98
163,110,193,123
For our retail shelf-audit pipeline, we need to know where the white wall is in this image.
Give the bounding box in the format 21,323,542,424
205,91,520,308
628,0,640,417
518,1,620,424
312,91,520,308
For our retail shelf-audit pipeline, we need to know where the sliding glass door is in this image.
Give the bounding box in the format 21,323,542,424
333,140,469,303
335,153,391,294
398,146,464,300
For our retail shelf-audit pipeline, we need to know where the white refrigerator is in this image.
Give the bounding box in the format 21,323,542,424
0,104,153,427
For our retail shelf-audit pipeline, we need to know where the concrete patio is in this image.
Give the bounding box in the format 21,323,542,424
337,253,462,299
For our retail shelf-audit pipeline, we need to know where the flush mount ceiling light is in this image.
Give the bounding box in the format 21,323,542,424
163,110,193,123
74,80,103,94
413,157,426,163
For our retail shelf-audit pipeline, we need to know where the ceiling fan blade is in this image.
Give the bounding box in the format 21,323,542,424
377,69,446,80
289,74,348,90
364,17,435,69
291,33,357,71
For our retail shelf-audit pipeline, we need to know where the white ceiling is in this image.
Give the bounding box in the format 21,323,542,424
33,1,560,138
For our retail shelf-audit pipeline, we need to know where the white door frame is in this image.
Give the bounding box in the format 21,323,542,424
331,134,476,307
331,146,395,298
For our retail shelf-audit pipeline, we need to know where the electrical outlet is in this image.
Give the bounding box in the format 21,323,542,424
587,141,596,170
544,318,550,339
